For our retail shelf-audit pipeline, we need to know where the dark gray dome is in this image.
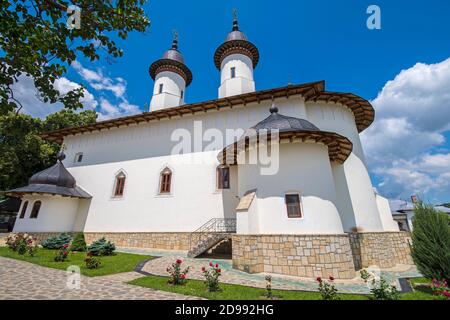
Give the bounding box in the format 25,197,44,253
29,161,76,188
162,48,185,64
7,152,91,198
225,30,248,42
250,106,320,133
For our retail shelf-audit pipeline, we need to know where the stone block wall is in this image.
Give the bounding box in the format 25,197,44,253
349,231,413,269
232,234,356,279
84,232,191,251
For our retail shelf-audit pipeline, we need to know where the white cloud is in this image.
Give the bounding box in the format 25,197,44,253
362,57,450,203
96,97,141,121
72,61,127,98
13,74,98,118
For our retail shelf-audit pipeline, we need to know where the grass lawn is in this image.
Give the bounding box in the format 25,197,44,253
0,246,151,277
400,277,437,300
129,275,369,300
129,275,439,300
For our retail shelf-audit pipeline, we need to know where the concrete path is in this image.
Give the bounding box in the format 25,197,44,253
0,257,200,300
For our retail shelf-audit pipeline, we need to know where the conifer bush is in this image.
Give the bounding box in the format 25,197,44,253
87,237,116,256
41,233,72,250
69,232,87,252
411,202,450,282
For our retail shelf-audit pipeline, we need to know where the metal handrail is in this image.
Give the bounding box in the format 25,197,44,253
188,218,236,252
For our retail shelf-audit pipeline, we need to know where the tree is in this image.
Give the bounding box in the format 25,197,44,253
411,202,450,282
0,109,97,192
0,0,150,114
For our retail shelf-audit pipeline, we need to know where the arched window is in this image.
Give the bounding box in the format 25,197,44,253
159,167,172,194
114,172,126,197
29,201,41,219
19,201,28,219
217,165,230,189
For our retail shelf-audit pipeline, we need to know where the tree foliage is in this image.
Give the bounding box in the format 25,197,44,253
411,202,450,282
0,0,150,114
0,109,96,192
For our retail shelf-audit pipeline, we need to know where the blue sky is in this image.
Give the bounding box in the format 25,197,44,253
17,0,450,204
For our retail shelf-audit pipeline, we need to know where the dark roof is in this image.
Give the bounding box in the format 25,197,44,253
214,16,259,70
250,105,320,132
219,106,353,165
7,152,91,199
149,38,193,86
41,81,375,144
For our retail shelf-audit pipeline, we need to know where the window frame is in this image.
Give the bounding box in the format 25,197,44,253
74,152,83,163
19,201,28,219
230,66,236,79
285,193,302,218
159,168,172,194
29,200,42,219
113,173,126,197
158,83,164,94
216,165,230,190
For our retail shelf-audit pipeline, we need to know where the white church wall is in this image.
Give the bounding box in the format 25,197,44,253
13,195,80,232
375,194,400,232
306,102,384,232
237,143,344,234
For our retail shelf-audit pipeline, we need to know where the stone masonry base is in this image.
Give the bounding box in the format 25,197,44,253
232,234,356,279
2,231,413,279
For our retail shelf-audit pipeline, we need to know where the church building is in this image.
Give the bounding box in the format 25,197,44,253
8,14,413,279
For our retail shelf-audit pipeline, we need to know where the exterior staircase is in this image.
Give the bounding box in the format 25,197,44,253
187,218,236,258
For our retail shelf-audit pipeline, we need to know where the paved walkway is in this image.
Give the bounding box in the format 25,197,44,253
0,257,200,300
124,248,421,294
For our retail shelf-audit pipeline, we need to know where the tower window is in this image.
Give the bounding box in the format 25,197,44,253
217,165,230,189
180,90,184,99
19,201,28,219
230,67,236,78
285,194,302,218
30,201,42,219
159,83,164,94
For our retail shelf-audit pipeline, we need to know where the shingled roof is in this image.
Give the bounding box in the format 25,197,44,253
42,81,374,144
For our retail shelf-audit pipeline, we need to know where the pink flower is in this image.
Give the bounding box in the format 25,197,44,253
215,263,219,268
201,267,206,272
176,259,182,264
329,276,334,281
217,269,221,273
443,291,450,298
316,277,322,283
63,244,69,249
209,262,213,267
180,274,186,279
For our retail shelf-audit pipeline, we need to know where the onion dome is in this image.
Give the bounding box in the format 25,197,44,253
219,105,353,165
7,152,91,198
149,33,193,86
214,10,259,70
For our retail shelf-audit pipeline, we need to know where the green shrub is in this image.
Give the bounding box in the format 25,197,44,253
54,244,69,262
411,202,450,282
87,237,115,256
42,233,72,250
84,252,101,269
70,232,87,252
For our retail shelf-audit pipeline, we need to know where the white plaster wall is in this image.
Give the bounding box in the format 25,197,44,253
375,194,400,231
236,192,260,234
13,195,80,232
237,143,344,234
150,71,186,111
219,54,255,98
307,102,383,232
52,95,384,234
